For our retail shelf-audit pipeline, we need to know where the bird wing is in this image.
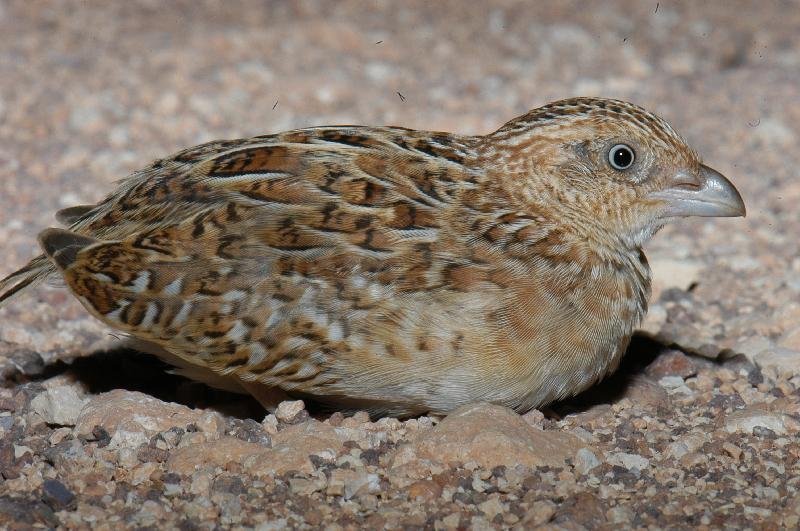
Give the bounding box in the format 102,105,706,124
33,126,488,391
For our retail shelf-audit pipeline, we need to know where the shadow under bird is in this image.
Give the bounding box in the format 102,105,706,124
0,97,745,417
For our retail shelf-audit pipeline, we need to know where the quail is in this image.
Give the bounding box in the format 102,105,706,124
0,98,745,417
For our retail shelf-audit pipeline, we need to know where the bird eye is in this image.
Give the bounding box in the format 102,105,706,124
608,144,635,170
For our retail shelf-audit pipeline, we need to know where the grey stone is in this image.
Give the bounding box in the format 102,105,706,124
574,447,601,474
30,385,87,426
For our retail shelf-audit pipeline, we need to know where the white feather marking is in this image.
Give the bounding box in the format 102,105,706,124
306,309,328,329
162,277,183,296
103,299,130,321
222,289,247,301
264,310,281,330
248,342,268,366
140,302,159,328
208,172,291,184
327,321,344,342
368,283,384,300
270,358,291,373
348,333,365,350
172,302,192,326
226,319,249,342
283,336,311,351
92,273,114,283
295,363,317,378
392,228,439,240
130,271,151,293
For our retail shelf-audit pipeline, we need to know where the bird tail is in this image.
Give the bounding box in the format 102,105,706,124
1,204,100,308
0,254,56,308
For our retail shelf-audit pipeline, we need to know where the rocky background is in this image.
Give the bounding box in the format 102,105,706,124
1,0,799,528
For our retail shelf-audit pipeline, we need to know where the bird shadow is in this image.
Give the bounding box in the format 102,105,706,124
543,333,660,419
10,346,266,420
549,332,719,418
6,331,744,421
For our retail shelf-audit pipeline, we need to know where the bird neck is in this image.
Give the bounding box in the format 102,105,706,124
468,134,651,266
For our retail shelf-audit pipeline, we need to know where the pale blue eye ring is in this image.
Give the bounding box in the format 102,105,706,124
609,144,635,170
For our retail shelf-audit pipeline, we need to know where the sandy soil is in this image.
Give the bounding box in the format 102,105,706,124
1,1,799,528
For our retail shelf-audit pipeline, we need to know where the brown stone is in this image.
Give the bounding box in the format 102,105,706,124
619,374,670,408
254,419,344,475
168,419,344,476
167,437,269,475
406,480,442,502
274,400,308,424
779,326,800,351
390,403,586,470
74,390,224,448
554,492,607,528
645,350,698,379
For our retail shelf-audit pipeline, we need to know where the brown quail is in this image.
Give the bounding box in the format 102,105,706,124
0,97,745,416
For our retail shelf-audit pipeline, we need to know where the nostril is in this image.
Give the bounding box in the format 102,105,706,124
669,170,703,192
675,182,702,192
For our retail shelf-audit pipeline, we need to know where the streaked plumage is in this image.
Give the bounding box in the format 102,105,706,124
0,98,745,416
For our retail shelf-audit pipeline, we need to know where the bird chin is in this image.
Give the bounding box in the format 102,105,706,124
623,220,667,249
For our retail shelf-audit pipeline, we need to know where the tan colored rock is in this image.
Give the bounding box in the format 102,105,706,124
389,403,585,470
665,433,708,460
169,419,345,476
766,397,800,417
31,384,88,426
564,404,613,430
406,480,442,502
639,303,667,336
521,409,545,428
755,347,800,376
649,257,703,301
734,336,774,363
606,452,650,472
74,390,224,448
522,500,557,527
722,406,800,435
257,419,344,475
645,350,697,379
274,399,307,424
619,375,669,408
722,442,742,460
168,437,270,475
478,497,506,520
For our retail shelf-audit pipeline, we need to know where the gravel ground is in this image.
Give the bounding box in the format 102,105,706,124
1,1,799,528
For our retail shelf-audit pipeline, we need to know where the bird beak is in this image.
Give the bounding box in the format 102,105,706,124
650,164,746,218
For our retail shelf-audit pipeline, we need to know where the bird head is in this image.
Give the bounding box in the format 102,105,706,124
485,97,745,253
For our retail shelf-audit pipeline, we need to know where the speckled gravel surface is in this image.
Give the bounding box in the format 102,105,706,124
1,1,799,529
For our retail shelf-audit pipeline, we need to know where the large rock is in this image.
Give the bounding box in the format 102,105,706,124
31,383,88,426
390,403,586,470
260,419,344,475
74,390,224,449
754,347,800,376
168,419,343,476
168,437,271,475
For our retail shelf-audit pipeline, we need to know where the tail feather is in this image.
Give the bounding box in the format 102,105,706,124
0,255,56,307
1,227,101,308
